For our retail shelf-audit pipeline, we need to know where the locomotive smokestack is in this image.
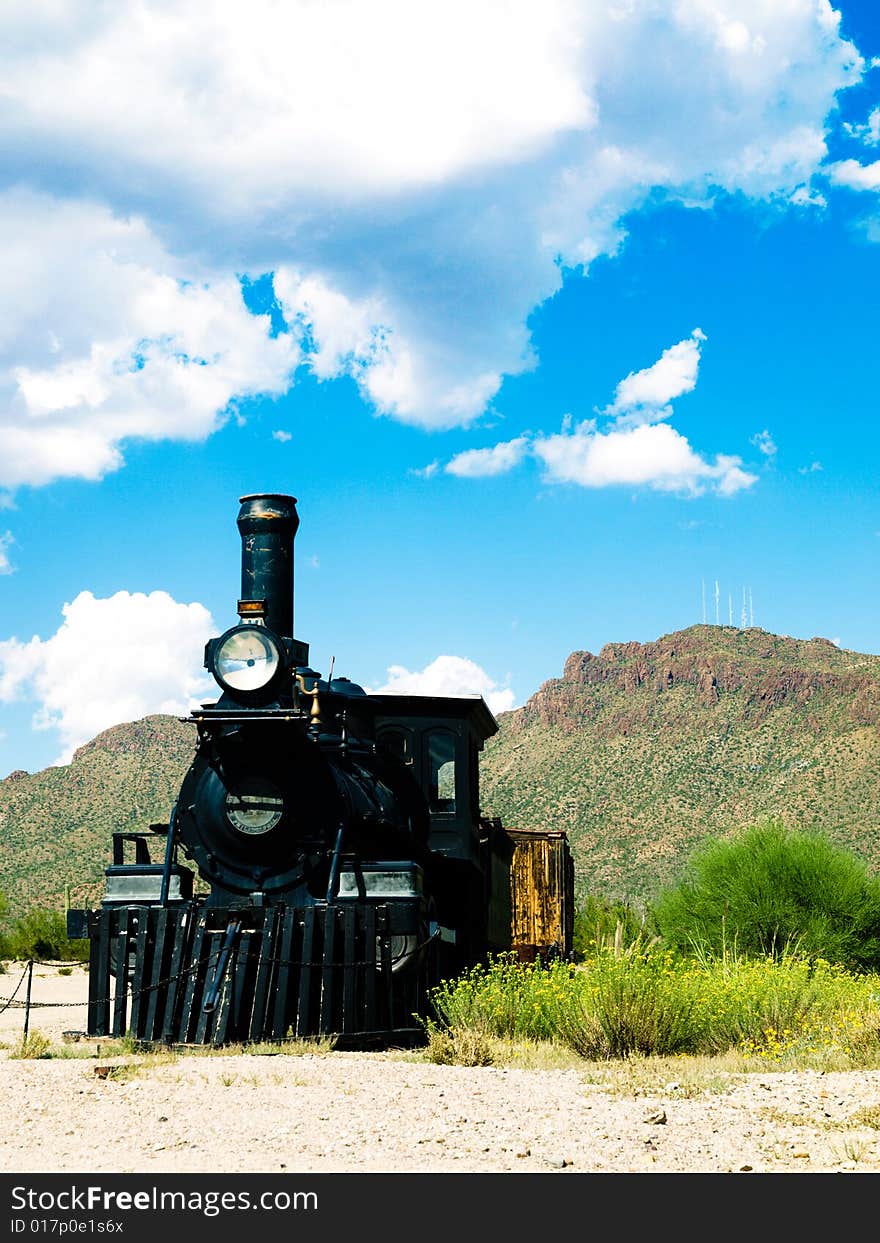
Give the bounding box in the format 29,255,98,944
236,493,299,637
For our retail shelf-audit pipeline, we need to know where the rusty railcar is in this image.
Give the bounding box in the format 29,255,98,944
504,826,574,961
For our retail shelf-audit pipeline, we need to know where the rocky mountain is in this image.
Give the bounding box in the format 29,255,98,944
3,625,880,918
0,716,195,917
480,626,880,904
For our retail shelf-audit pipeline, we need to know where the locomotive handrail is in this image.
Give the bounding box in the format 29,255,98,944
158,801,179,908
185,709,310,722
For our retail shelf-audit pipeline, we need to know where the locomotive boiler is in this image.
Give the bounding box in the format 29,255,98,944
69,492,570,1046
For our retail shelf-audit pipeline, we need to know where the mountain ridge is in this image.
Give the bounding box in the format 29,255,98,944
479,625,880,902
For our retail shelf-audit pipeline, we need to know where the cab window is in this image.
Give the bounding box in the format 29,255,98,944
427,730,456,814
378,727,412,764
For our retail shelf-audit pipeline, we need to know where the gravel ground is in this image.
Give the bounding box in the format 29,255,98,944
4,963,880,1175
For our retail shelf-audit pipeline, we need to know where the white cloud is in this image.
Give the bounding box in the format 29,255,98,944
273,268,504,429
435,331,755,496
533,422,756,496
799,460,823,473
272,429,293,443
373,655,516,717
844,106,880,146
0,590,216,762
0,532,13,575
751,429,777,458
0,191,300,488
0,2,863,444
445,438,530,478
789,184,827,207
825,158,880,190
607,330,705,422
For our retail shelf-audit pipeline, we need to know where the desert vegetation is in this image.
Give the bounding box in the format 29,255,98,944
5,820,880,1081
427,821,880,1070
0,898,88,962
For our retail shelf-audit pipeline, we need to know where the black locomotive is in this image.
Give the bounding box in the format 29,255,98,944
70,493,522,1045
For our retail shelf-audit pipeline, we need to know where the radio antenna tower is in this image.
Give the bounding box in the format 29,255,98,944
741,587,748,628
714,580,720,626
729,593,734,626
749,588,754,628
702,579,706,625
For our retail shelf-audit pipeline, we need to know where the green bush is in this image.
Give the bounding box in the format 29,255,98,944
558,943,700,1058
651,819,880,971
0,907,89,962
430,953,575,1041
573,894,650,959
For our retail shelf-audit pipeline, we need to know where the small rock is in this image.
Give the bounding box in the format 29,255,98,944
516,1149,531,1158
544,1157,566,1169
643,1109,667,1125
791,1152,810,1159
664,1082,681,1094
739,1165,753,1173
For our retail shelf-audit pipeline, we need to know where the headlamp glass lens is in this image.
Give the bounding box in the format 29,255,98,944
215,627,280,692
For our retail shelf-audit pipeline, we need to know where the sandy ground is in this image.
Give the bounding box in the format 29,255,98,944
4,963,880,1175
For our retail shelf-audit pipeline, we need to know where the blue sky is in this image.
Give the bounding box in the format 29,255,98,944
1,1,880,778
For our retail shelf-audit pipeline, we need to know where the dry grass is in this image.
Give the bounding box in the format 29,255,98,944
578,1051,737,1098
425,1026,495,1067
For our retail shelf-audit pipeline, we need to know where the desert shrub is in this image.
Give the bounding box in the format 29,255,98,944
430,953,575,1041
651,819,880,971
573,894,650,959
557,943,701,1058
425,1024,495,1066
0,907,89,962
9,1031,52,1060
432,943,880,1064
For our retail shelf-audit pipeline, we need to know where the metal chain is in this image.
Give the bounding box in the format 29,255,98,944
0,962,31,1015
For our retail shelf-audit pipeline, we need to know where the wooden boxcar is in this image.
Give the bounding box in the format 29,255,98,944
505,826,574,961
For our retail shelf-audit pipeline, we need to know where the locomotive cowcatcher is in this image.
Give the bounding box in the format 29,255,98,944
68,492,561,1046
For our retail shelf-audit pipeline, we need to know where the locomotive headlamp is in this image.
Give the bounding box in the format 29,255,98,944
212,625,282,694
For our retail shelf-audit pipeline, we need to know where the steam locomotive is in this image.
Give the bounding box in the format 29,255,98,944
69,493,571,1045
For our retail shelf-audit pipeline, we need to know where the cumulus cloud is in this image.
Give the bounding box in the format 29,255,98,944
0,192,300,488
272,430,293,443
0,590,216,762
0,1,865,451
825,159,880,190
373,655,516,717
445,438,530,478
533,422,756,496
433,331,755,497
607,330,705,423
